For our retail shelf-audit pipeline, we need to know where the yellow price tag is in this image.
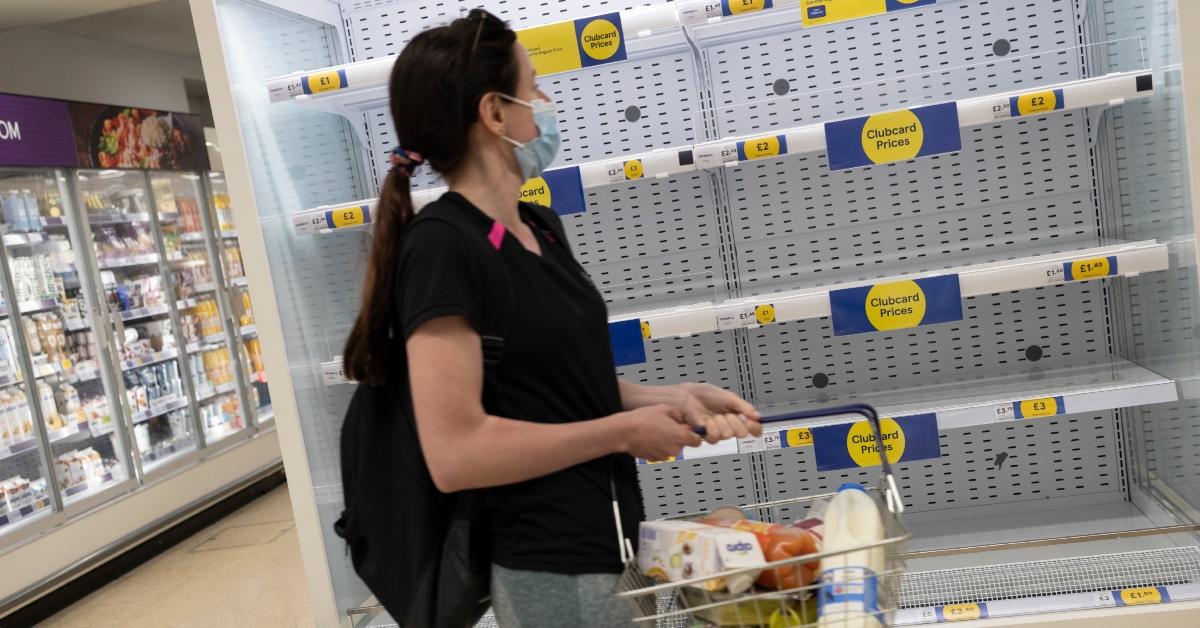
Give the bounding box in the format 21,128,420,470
1069,257,1114,280
784,428,813,448
942,603,983,621
329,206,367,229
1019,397,1059,419
741,135,785,161
729,0,770,15
1016,90,1058,116
305,70,344,94
1120,587,1163,605
640,321,652,339
624,159,644,180
755,304,776,324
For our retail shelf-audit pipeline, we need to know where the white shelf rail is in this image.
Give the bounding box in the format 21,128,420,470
644,356,1179,465
289,70,1155,236
627,239,1167,340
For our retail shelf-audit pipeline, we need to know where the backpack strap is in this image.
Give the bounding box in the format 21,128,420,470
410,205,515,385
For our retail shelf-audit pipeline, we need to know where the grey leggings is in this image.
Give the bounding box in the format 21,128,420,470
490,564,634,627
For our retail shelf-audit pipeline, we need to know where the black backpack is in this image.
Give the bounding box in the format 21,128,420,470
335,199,570,628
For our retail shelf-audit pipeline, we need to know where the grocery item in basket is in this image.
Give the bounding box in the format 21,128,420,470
817,483,885,628
638,520,765,593
700,515,820,590
679,587,814,627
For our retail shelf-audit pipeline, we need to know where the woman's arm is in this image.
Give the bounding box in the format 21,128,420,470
618,380,763,443
408,315,702,493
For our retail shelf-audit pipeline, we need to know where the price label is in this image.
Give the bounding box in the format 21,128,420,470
640,321,652,339
303,69,347,95
693,141,740,169
679,0,724,23
737,435,763,452
1042,262,1066,284
782,427,813,448
762,431,782,449
326,205,370,229
992,403,1015,421
1119,587,1165,606
604,159,644,183
727,0,771,15
322,360,350,386
738,135,787,161
1092,590,1117,607
268,78,306,102
1065,256,1117,281
716,305,758,331
1014,396,1065,419
940,603,986,621
292,212,326,235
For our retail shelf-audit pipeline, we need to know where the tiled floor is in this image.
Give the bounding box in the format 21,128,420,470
42,485,315,627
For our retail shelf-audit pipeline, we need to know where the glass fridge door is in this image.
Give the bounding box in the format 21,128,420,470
207,172,271,424
75,169,198,474
150,172,246,444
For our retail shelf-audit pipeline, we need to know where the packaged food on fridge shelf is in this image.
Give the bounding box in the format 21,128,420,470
639,520,766,593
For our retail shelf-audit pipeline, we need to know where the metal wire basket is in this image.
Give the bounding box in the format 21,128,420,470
617,404,911,628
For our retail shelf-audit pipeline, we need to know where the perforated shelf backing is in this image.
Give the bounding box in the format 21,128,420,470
761,412,1124,523
361,49,701,191
706,0,1084,137
749,280,1109,405
637,449,759,519
727,114,1095,296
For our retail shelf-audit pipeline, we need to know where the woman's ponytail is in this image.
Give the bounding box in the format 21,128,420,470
341,10,518,385
343,163,416,385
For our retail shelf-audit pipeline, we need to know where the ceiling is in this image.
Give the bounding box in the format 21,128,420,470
0,0,163,31
45,0,200,58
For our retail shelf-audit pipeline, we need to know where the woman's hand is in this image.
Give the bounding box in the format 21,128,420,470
616,404,703,462
670,382,763,444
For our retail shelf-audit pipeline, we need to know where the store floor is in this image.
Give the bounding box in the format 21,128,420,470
43,484,315,627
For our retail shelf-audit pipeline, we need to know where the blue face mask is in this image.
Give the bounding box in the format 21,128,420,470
501,95,560,180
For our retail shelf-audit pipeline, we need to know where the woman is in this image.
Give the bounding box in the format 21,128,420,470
342,9,762,626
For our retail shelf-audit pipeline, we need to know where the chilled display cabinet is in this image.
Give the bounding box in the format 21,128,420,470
193,0,1200,625
205,172,272,424
0,165,276,558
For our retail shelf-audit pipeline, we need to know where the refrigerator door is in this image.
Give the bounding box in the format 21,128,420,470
74,169,199,474
150,172,246,444
207,173,271,424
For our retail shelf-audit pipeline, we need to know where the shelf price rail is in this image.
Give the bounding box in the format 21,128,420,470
264,0,975,104
289,71,1154,235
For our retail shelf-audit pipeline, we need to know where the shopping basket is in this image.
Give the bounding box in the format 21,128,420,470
616,404,911,627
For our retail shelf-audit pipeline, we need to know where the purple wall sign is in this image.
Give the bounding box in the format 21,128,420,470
0,94,78,168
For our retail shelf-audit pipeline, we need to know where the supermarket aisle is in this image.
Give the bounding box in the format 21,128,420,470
41,485,314,628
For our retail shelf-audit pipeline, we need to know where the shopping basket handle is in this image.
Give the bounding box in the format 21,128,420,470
696,403,904,514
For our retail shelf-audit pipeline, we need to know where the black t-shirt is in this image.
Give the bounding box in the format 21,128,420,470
397,192,642,575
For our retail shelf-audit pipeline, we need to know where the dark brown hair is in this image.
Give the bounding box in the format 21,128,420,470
343,9,520,384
